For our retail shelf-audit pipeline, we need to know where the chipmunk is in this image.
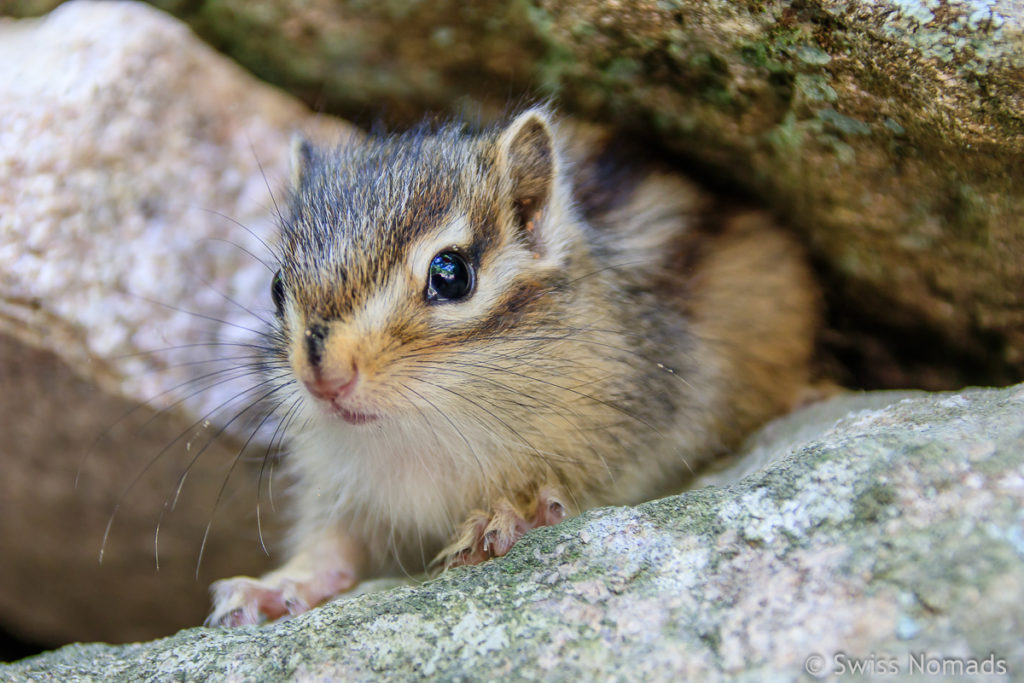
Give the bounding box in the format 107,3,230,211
206,107,818,626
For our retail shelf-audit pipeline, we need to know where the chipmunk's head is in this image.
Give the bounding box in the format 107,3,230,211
270,108,590,430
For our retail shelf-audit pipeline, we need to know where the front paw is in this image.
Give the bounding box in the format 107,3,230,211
207,576,291,627
439,486,571,569
207,568,355,627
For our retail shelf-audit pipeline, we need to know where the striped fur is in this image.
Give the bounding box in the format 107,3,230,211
207,108,818,626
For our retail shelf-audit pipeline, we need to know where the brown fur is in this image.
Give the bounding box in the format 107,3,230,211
685,211,818,447
206,108,819,626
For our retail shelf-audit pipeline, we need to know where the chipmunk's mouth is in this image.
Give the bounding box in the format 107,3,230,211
329,402,379,425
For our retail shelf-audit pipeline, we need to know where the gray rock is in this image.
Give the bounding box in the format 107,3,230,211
0,1,350,644
6,384,1022,680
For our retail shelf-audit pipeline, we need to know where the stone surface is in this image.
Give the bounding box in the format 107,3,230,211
4,384,1023,679
530,0,1024,388
5,0,1014,388
0,1,351,645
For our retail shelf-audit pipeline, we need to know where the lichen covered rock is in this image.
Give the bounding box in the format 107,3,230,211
0,1,349,644
6,384,1023,679
7,0,1010,386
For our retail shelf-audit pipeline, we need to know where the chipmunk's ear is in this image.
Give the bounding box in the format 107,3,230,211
496,109,556,253
289,133,314,189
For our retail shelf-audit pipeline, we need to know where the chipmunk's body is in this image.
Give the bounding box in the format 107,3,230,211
208,109,818,626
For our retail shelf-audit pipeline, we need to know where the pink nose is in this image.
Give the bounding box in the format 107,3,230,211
304,369,358,402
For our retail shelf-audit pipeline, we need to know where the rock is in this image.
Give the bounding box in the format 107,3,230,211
0,1,351,645
6,0,1017,387
4,384,1023,678
527,0,1024,387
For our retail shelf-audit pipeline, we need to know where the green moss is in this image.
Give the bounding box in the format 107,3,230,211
795,73,837,102
853,483,897,524
817,107,873,136
883,117,907,135
947,181,991,245
604,57,644,80
0,0,64,16
737,39,787,73
569,21,596,39
792,44,832,65
764,111,807,152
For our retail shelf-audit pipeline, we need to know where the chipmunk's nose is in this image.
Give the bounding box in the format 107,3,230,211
304,366,358,402
301,322,360,402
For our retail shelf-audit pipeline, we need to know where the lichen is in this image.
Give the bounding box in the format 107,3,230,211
9,385,1024,679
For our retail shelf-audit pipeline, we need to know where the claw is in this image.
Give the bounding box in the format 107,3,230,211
207,566,355,627
437,486,574,570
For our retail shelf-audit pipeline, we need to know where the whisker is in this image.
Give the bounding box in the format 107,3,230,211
101,340,278,362
154,501,165,571
251,141,287,230
406,361,620,484
135,363,282,438
396,381,491,488
257,391,304,552
77,357,280,490
562,259,653,285
423,357,661,436
192,271,274,329
168,374,289,512
195,207,283,267
211,390,294,559
454,331,697,390
128,294,268,339
194,235,275,275
401,374,556,472
98,371,288,564
193,382,294,578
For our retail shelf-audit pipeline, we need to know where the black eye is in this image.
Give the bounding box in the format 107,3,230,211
271,270,285,315
425,251,473,303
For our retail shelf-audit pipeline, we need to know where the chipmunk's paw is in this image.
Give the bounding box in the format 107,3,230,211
206,576,288,627
440,487,571,569
206,568,355,627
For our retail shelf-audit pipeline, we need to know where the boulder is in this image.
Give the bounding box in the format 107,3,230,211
7,0,1015,387
4,384,1022,678
0,1,349,645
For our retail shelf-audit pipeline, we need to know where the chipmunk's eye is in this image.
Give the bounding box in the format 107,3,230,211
425,251,473,303
271,270,286,315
